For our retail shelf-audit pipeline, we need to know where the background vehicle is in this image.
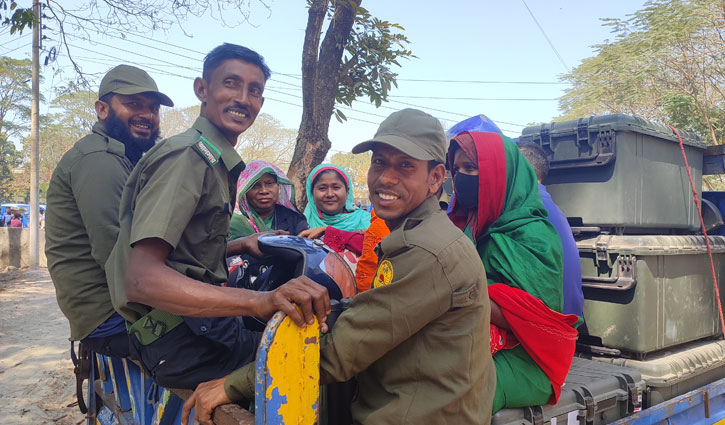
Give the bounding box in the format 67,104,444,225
1,203,46,228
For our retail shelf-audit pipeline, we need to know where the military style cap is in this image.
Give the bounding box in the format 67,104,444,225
98,65,174,107
352,108,446,163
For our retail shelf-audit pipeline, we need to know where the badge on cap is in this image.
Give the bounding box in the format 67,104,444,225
373,260,394,288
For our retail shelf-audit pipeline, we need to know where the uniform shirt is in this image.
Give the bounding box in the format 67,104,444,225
106,117,244,323
539,184,584,322
226,196,497,425
45,122,133,340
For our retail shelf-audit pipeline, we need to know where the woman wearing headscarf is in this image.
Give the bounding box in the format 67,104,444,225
300,164,372,273
229,160,308,240
447,131,578,412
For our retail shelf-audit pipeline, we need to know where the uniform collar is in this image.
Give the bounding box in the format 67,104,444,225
378,196,439,255
92,121,126,157
192,117,244,171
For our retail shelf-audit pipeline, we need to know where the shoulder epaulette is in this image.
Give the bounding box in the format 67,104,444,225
192,136,221,167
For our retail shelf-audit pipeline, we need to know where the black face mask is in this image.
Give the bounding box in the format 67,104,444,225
453,172,479,210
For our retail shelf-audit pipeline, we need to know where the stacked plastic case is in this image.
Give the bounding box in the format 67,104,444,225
492,358,645,425
502,115,725,422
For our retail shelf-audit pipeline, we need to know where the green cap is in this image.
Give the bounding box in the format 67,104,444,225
352,108,446,163
98,65,174,107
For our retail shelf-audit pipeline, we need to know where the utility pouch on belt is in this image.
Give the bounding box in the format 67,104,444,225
127,309,184,345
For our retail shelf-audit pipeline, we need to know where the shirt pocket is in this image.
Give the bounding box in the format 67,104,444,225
197,208,229,268
207,205,231,237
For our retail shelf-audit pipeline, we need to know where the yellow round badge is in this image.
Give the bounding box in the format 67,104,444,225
373,260,394,288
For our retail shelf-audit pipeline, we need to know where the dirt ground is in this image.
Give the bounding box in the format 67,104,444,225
0,268,85,425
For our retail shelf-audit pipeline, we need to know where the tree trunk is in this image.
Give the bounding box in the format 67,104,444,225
287,0,361,210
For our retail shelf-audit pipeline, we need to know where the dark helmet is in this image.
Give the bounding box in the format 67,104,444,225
227,235,356,300
227,235,356,331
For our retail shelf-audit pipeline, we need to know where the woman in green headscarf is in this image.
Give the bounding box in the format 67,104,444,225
448,130,576,412
229,160,308,240
302,164,371,233
300,164,372,272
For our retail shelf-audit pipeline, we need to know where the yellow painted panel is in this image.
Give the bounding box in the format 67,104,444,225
265,315,320,424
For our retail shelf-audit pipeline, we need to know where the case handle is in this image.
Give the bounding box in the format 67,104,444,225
582,255,637,291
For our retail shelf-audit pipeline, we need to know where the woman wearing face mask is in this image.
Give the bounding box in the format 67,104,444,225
229,160,308,239
300,164,372,273
447,131,578,413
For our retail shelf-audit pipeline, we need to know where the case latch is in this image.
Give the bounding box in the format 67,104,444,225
576,118,590,150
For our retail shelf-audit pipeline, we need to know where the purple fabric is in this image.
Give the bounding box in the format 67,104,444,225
539,184,584,323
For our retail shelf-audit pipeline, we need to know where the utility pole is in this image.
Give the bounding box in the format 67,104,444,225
29,0,40,268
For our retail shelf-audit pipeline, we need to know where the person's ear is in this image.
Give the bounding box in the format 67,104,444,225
429,163,446,196
193,77,208,104
95,100,110,121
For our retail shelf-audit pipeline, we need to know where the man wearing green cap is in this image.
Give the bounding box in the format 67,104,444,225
184,108,495,425
45,64,173,358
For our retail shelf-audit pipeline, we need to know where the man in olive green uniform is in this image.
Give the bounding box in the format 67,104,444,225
105,44,330,390
45,65,172,357
186,109,496,425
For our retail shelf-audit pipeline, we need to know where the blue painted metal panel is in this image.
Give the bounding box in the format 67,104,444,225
610,377,725,424
255,311,279,424
123,359,154,424
109,357,132,411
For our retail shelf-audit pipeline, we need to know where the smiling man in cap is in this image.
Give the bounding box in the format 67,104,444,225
104,43,330,394
212,108,496,425
46,64,172,358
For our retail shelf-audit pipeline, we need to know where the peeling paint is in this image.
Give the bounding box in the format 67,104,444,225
256,311,320,424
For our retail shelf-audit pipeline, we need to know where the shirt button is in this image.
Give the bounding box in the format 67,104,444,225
200,326,208,332
469,291,476,300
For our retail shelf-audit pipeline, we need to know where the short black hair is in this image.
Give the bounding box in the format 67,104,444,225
518,141,550,181
428,160,443,172
203,43,271,81
99,92,115,104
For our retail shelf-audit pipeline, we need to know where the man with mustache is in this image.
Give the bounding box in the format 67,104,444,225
105,43,330,390
46,65,173,358
185,109,495,425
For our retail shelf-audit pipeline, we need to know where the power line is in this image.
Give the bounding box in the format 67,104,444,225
389,95,558,101
389,78,564,85
59,26,565,90
64,33,200,74
262,72,563,86
520,0,570,72
384,98,525,127
0,32,31,49
67,44,529,131
60,43,387,128
0,41,32,55
56,35,530,132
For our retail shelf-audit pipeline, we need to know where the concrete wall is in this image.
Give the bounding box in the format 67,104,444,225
0,228,46,269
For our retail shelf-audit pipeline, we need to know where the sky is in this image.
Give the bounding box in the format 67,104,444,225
0,0,647,155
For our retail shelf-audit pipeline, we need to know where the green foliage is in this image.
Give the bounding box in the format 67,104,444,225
559,0,725,144
0,1,36,35
237,113,298,170
335,4,414,120
48,85,97,138
0,56,32,202
0,56,33,141
0,135,21,202
160,105,201,139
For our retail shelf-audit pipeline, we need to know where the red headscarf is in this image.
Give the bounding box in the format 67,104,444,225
447,131,507,240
